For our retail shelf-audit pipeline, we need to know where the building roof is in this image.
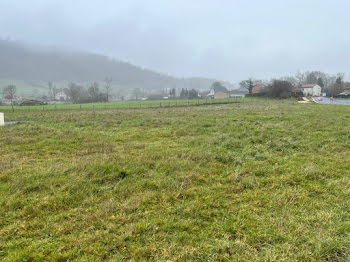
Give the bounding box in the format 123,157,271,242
212,86,228,93
253,84,265,94
301,84,318,88
199,90,210,95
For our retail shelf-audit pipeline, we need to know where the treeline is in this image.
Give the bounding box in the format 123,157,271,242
240,71,347,98
179,89,199,99
63,83,108,103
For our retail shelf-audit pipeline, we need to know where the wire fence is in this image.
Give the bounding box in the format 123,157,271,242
0,97,268,113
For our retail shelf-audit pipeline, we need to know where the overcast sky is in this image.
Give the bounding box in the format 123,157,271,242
0,0,349,82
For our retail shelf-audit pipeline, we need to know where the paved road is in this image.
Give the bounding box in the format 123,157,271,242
313,97,350,105
4,121,18,125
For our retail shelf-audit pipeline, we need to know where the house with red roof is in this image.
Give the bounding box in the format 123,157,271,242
252,84,265,94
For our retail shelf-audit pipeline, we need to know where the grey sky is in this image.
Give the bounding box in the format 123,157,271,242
1,0,349,82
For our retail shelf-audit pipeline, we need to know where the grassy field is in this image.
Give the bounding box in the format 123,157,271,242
0,97,250,113
1,99,350,261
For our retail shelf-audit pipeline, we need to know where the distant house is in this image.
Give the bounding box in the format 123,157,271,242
229,92,245,98
214,91,229,99
147,93,163,100
252,84,265,95
337,88,350,98
300,84,322,97
55,92,68,101
1,95,21,105
209,85,229,99
199,90,210,98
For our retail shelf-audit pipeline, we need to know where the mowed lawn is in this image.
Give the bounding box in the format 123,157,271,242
1,100,350,261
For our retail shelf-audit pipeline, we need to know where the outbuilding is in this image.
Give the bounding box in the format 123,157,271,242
209,85,229,99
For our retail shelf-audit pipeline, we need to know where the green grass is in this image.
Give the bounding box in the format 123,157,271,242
0,97,255,113
1,99,350,261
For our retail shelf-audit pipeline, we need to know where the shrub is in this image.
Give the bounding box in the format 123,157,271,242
20,100,48,106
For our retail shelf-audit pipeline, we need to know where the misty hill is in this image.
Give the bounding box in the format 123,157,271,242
0,39,235,95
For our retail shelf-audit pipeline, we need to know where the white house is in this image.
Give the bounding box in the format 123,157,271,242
300,84,322,97
55,92,68,101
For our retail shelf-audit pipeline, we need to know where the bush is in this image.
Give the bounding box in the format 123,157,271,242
266,80,293,98
20,100,48,106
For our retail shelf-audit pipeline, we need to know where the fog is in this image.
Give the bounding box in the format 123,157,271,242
1,0,349,81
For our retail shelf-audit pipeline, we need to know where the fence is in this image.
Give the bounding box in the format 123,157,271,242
0,97,267,113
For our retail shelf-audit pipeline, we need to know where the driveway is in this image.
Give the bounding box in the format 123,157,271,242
313,97,350,105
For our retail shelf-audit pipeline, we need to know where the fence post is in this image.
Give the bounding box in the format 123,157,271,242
0,112,4,126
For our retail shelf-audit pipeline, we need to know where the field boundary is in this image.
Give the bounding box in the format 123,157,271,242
0,97,272,113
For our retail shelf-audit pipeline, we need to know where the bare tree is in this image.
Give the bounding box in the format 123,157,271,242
48,81,59,100
64,83,84,103
317,77,324,89
104,77,112,102
132,88,142,100
294,71,307,87
88,82,101,102
239,78,255,94
306,72,318,84
3,85,17,112
330,76,344,97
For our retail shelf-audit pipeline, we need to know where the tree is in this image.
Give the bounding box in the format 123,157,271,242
294,71,307,86
64,83,84,103
180,88,188,99
317,77,324,89
3,85,17,112
88,82,101,102
48,81,59,100
306,72,318,84
336,76,342,85
170,88,176,98
132,88,142,100
266,80,293,98
330,76,344,97
239,79,255,94
104,77,112,102
48,81,53,97
211,81,224,90
179,88,198,99
188,89,199,99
